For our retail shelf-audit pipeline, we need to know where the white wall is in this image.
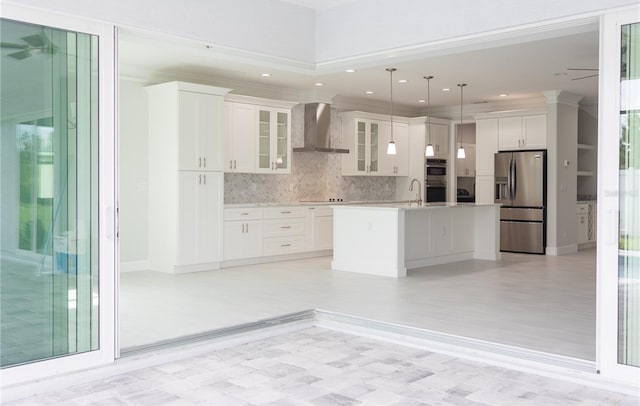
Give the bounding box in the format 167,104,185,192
118,80,148,265
546,92,581,255
7,0,317,64
316,0,636,63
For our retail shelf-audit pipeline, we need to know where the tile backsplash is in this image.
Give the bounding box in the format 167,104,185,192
224,105,397,203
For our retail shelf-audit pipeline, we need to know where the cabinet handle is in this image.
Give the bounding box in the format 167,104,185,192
203,174,206,184
199,157,202,168
246,223,249,232
281,211,291,214
203,157,206,168
229,160,233,169
198,174,202,184
281,244,291,247
242,223,246,233
281,226,291,229
234,160,237,169
241,212,249,216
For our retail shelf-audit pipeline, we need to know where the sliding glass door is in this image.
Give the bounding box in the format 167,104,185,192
598,7,640,384
0,17,103,369
618,21,639,370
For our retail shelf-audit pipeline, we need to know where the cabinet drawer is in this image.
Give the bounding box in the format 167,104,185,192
224,207,263,221
263,218,305,237
263,236,306,255
309,206,333,217
263,207,306,219
576,204,589,214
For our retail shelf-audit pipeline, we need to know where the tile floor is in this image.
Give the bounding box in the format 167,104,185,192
5,327,637,406
120,249,596,360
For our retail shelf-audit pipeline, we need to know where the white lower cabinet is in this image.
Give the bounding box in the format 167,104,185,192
223,208,264,261
223,205,333,263
263,209,307,255
577,202,597,247
309,206,334,250
177,172,223,267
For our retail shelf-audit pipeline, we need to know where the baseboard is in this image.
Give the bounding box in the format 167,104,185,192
405,252,474,270
578,241,597,250
173,262,221,274
120,260,150,273
222,250,332,269
546,244,578,256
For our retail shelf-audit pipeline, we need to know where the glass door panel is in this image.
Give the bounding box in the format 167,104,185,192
618,22,639,368
370,122,378,173
258,109,271,169
357,121,365,172
276,111,288,170
0,18,99,367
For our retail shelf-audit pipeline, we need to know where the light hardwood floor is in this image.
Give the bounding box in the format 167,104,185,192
120,249,596,360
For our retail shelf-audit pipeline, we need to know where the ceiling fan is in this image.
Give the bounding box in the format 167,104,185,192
0,31,57,60
567,68,599,81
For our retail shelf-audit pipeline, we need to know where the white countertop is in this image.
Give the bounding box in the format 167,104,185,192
331,202,500,211
224,200,410,208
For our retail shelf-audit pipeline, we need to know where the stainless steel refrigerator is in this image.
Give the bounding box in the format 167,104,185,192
495,150,546,254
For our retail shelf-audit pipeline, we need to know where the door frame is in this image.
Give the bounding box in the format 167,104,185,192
0,3,117,386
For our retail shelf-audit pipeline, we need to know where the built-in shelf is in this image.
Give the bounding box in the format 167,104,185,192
577,171,594,177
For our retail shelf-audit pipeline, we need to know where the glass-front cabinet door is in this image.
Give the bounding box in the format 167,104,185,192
257,109,271,170
357,121,366,173
276,111,289,170
256,108,290,173
369,122,379,174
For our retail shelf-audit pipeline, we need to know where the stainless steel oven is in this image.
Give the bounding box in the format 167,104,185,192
425,158,447,202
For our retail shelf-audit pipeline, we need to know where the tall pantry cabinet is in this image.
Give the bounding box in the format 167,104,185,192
146,82,231,273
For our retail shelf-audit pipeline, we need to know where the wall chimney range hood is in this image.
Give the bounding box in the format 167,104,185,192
293,103,349,153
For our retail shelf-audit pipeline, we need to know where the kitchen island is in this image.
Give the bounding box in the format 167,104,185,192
331,202,501,277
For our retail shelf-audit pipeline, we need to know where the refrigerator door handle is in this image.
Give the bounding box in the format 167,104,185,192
507,159,514,200
511,158,517,199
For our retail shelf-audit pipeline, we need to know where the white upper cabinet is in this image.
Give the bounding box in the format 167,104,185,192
456,145,476,177
341,111,409,176
428,123,449,157
177,90,225,172
475,118,498,176
391,122,409,176
378,121,408,176
224,95,295,175
497,114,547,150
224,102,256,173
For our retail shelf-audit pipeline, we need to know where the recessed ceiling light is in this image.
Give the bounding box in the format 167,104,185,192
442,88,451,92
260,73,271,77
345,69,356,73
418,99,426,103
315,82,325,86
398,79,408,83
365,90,374,94
499,93,509,97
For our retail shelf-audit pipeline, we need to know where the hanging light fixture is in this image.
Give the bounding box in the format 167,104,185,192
424,75,435,157
457,83,467,159
386,68,397,155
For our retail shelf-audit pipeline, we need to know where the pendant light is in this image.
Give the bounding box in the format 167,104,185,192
386,68,397,155
424,75,435,157
457,83,467,159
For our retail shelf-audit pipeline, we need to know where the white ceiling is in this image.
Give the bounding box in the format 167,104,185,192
118,21,600,117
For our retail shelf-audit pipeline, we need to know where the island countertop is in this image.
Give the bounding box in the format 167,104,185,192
331,202,500,211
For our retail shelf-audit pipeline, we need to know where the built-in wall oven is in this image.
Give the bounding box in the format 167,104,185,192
425,158,447,202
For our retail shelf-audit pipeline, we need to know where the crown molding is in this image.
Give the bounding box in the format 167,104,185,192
543,90,583,106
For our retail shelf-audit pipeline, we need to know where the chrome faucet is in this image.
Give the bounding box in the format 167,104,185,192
409,178,422,205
